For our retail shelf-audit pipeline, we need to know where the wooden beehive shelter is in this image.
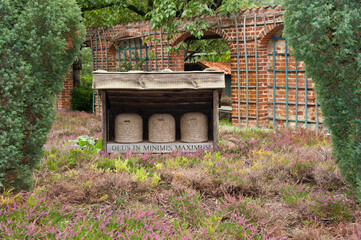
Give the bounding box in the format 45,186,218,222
93,70,225,153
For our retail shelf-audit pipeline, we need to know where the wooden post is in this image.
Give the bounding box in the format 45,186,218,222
100,90,108,152
213,90,219,146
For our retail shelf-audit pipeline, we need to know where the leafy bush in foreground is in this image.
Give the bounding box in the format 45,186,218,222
284,0,361,202
0,0,85,190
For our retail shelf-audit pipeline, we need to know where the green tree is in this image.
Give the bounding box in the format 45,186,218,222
283,1,361,200
78,0,275,27
77,0,147,27
0,0,85,190
78,0,276,61
147,0,275,52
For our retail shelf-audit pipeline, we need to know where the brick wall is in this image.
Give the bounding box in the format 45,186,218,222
76,5,323,129
56,69,73,110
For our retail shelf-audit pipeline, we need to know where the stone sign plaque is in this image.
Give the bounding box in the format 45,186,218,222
107,142,213,153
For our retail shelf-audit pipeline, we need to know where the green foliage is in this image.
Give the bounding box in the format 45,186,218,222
71,74,93,113
77,0,147,27
166,156,189,168
71,87,93,113
3,110,356,238
79,0,274,57
165,155,202,168
280,184,310,205
115,158,131,173
186,39,230,62
219,118,233,126
169,190,203,228
133,167,149,182
80,47,94,76
220,96,232,106
283,0,361,201
71,135,103,154
96,157,116,169
0,0,85,191
310,191,356,222
217,0,274,16
151,173,161,187
42,148,93,171
147,0,274,53
71,47,93,113
83,6,144,27
147,0,213,52
220,195,266,225
79,0,276,28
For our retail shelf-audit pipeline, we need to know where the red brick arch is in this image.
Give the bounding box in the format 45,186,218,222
258,22,284,47
171,27,231,46
110,30,143,47
169,28,232,71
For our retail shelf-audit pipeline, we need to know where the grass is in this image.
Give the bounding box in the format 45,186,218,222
1,110,360,239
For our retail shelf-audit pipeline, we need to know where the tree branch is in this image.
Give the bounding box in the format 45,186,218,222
81,3,116,12
81,2,147,17
126,4,146,17
147,0,153,9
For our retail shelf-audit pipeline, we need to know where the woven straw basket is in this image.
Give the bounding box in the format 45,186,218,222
181,112,208,143
148,114,176,143
114,113,143,143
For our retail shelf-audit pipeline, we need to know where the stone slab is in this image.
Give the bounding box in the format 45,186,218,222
107,141,213,153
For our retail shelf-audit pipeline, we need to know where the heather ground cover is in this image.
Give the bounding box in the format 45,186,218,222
1,111,361,239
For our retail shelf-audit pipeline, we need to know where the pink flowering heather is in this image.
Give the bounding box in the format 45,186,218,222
0,111,358,239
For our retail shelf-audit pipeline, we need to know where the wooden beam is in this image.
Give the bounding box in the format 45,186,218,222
213,90,219,146
100,90,108,152
107,96,212,103
107,89,213,97
110,102,212,108
93,72,225,90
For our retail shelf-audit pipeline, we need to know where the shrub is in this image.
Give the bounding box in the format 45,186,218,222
114,158,131,173
310,191,357,222
0,0,85,190
96,158,116,170
71,74,93,113
151,173,161,187
133,167,149,183
220,96,232,106
71,135,103,154
280,184,311,205
284,0,361,202
169,189,203,228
